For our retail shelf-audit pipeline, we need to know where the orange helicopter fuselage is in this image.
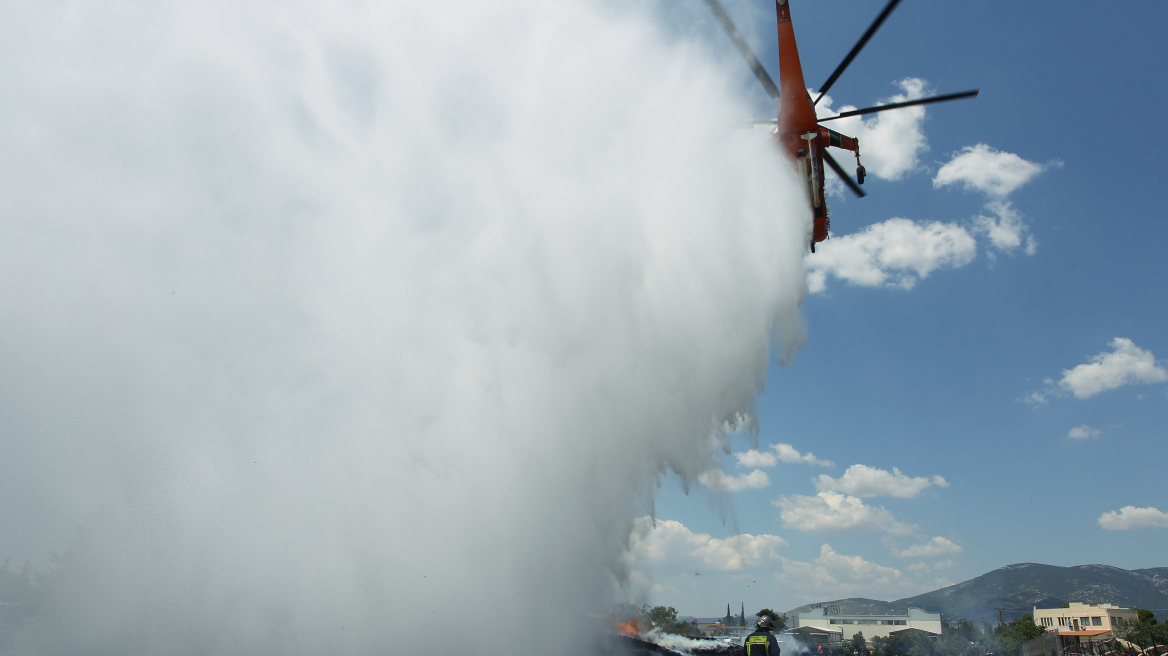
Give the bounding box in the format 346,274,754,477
775,0,860,247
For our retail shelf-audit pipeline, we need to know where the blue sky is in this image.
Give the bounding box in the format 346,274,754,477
628,0,1168,618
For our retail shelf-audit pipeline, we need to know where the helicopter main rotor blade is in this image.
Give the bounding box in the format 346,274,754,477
700,0,781,99
813,0,902,106
816,89,980,122
823,150,867,199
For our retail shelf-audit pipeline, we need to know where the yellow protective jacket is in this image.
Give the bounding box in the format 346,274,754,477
744,630,780,656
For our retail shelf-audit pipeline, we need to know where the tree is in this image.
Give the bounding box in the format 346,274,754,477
873,630,936,656
995,614,1044,656
1114,611,1168,649
835,631,866,656
757,608,788,633
642,605,700,637
646,605,679,627
938,619,985,656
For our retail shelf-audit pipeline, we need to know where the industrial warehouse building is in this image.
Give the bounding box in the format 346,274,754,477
793,607,944,643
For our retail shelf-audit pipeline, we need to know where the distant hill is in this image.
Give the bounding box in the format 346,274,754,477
785,563,1168,625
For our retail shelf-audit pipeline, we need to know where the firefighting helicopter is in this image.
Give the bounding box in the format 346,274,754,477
701,0,978,251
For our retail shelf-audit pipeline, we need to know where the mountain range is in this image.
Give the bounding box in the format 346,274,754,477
784,563,1168,625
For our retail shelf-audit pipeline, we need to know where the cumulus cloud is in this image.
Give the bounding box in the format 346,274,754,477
933,145,1045,259
785,544,902,585
1058,338,1167,399
770,541,953,602
892,537,963,558
627,517,787,571
815,464,948,498
736,450,778,468
699,468,771,492
973,201,1037,256
1067,425,1102,440
810,87,1043,289
815,78,929,181
774,491,915,534
1098,506,1168,530
735,443,834,468
774,544,946,602
934,144,1045,197
806,217,977,293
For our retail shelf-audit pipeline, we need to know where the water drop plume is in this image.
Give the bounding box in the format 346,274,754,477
0,0,810,653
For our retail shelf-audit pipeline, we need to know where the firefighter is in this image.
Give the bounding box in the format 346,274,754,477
745,616,781,656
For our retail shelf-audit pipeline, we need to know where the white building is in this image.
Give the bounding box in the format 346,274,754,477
794,608,944,642
1031,603,1137,636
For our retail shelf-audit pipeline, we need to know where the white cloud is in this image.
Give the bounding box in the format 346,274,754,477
774,544,947,602
934,144,1045,197
1020,391,1048,406
932,145,1046,262
1067,425,1101,440
627,517,787,571
1058,338,1167,399
735,443,834,468
806,218,977,293
790,544,902,584
815,78,929,181
815,464,948,498
973,201,1037,256
774,491,915,534
907,558,955,571
892,537,963,558
736,450,778,468
698,468,770,492
1098,506,1168,530
810,86,1047,291
770,543,953,602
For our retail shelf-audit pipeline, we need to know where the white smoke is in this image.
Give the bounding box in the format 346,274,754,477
0,0,810,654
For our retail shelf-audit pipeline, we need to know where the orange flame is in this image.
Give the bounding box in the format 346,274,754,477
612,616,644,637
